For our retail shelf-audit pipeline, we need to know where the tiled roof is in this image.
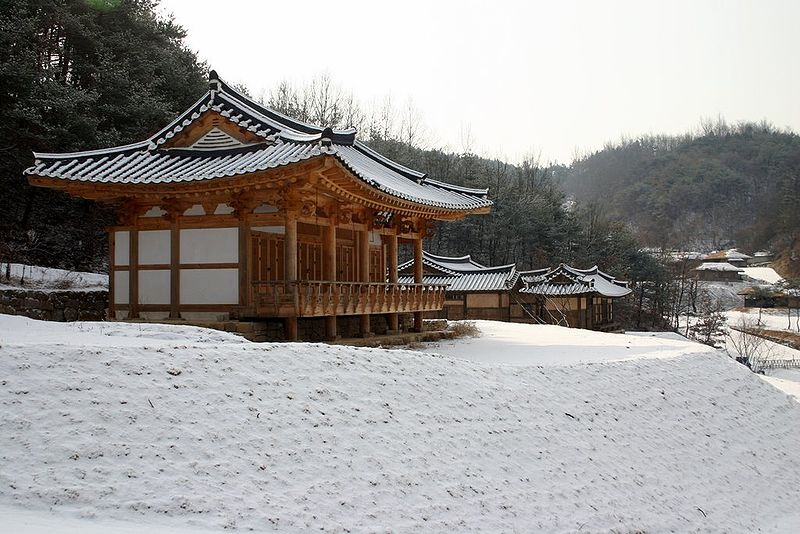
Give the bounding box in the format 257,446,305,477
398,251,518,292
703,249,752,262
25,72,492,212
694,262,743,272
520,264,631,298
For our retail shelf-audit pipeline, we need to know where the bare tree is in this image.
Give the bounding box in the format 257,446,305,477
727,316,773,372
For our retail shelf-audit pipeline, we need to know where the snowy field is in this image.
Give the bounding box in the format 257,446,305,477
0,263,108,291
2,315,800,533
427,320,715,365
726,308,799,334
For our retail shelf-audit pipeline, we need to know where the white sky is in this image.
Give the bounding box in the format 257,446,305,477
158,0,800,164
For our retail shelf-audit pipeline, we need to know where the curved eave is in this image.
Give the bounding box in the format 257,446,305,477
26,156,491,219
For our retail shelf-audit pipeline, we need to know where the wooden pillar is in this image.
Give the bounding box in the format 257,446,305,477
128,226,139,319
108,231,115,320
323,220,337,340
413,235,424,333
169,211,180,319
387,231,399,332
359,226,371,336
284,210,298,341
237,212,252,315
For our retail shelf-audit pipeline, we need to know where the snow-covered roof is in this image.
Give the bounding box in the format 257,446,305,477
25,72,492,213
693,262,743,272
703,249,752,262
519,264,631,298
397,251,518,292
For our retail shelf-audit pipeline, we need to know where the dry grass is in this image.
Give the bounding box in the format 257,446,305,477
423,319,448,332
448,321,480,338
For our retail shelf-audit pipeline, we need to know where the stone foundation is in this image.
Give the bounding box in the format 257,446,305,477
0,289,108,322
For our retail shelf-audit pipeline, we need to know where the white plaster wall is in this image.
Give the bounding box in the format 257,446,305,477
252,225,285,234
180,228,238,264
142,206,167,218
180,269,239,305
183,204,205,216
370,231,382,245
139,230,171,265
113,271,129,305
114,231,129,266
138,270,170,305
253,203,278,214
214,203,235,215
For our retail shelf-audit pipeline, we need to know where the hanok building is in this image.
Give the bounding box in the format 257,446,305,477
396,252,519,321
702,249,752,266
24,72,492,340
518,264,631,330
692,262,743,282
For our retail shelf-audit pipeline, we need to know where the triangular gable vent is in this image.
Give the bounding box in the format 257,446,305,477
190,127,250,150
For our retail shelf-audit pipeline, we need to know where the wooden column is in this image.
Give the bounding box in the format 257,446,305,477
284,209,298,341
238,212,251,314
386,231,399,333
128,226,139,319
169,211,181,319
413,234,424,333
323,219,338,340
358,226,371,337
108,231,115,320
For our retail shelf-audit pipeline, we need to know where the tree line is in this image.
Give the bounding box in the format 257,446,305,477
558,118,800,268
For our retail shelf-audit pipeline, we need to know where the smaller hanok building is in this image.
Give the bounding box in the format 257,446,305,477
517,264,631,330
24,72,493,340
703,249,752,265
693,262,743,282
397,252,519,321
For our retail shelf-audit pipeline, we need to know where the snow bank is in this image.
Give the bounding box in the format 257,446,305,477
0,263,108,292
1,315,800,533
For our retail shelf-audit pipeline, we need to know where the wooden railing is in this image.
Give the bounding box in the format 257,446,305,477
250,281,447,317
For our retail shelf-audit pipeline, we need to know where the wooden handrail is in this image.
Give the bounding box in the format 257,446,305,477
250,280,447,317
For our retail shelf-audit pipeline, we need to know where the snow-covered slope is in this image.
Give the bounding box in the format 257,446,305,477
1,315,799,533
0,263,108,291
741,266,783,284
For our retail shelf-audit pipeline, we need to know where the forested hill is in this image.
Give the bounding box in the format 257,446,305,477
558,122,800,259
0,0,207,271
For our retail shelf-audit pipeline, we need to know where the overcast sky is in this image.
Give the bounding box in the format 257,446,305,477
158,0,799,164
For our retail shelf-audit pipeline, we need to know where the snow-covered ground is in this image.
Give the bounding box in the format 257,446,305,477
426,320,716,365
0,263,108,292
726,308,799,334
2,315,800,533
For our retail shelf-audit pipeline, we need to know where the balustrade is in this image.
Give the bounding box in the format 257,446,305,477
250,281,446,317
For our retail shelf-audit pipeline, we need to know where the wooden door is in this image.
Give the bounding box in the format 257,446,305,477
369,247,384,282
298,241,323,280
252,232,284,281
337,244,355,282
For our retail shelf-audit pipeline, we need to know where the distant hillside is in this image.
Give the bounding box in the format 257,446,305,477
558,121,800,260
